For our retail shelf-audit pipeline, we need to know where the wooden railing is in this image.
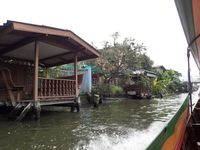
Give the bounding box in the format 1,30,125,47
38,77,76,99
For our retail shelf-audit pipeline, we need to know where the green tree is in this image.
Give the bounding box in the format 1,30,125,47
153,69,182,95
86,32,154,83
138,53,154,70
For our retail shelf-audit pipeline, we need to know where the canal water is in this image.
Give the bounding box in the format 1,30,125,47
0,92,198,150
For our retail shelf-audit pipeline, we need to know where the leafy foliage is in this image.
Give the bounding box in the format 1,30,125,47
136,75,154,92
91,83,124,97
85,32,154,83
152,69,183,95
109,85,123,96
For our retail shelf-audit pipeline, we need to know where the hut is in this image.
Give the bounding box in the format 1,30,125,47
125,69,157,99
0,20,100,120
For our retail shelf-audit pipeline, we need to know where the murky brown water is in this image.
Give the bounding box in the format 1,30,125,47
0,92,198,150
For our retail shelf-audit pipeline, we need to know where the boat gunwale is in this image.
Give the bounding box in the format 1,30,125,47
146,94,190,150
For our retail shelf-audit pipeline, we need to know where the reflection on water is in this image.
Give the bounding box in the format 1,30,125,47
0,92,198,150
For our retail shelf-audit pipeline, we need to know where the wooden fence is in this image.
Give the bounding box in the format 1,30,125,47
38,77,76,99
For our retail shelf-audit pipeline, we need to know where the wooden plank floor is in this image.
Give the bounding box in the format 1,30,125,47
0,97,76,107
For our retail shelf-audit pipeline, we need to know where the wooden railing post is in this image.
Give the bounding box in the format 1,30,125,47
37,78,76,99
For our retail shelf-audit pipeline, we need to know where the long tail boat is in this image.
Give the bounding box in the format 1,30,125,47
146,0,200,149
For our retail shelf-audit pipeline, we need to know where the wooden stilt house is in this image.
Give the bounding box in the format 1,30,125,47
0,20,100,120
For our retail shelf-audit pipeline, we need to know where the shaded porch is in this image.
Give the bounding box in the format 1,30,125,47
0,20,100,120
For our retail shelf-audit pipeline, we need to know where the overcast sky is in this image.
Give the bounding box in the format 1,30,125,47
0,0,199,78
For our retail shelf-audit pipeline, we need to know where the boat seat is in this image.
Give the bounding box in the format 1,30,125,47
196,102,200,109
0,67,24,105
193,107,200,123
186,125,200,149
192,124,200,142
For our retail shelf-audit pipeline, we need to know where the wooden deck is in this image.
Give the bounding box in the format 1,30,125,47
0,66,80,121
0,97,80,121
0,67,78,103
0,98,76,107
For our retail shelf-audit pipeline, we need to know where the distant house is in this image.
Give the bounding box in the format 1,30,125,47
153,65,166,75
132,69,158,78
125,69,157,99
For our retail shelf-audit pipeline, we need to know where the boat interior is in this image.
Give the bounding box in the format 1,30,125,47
182,100,200,149
175,0,200,149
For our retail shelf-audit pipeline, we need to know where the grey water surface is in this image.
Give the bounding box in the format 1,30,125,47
0,92,197,150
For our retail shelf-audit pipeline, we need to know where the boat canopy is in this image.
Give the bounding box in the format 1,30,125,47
175,0,200,69
0,20,100,67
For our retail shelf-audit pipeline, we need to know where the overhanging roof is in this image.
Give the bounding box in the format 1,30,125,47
175,0,200,69
0,20,100,67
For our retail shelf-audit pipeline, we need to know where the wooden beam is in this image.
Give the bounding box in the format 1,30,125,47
45,55,94,67
67,34,100,57
0,55,33,63
12,21,99,56
0,37,36,56
41,36,99,59
1,21,99,58
40,37,81,53
1,70,16,106
12,21,72,37
59,57,68,62
0,23,14,37
16,103,32,121
40,51,74,62
0,43,11,47
0,56,45,67
33,41,39,101
74,54,78,98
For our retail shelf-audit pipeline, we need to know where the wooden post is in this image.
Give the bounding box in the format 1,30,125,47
33,40,41,119
73,54,80,112
74,54,78,98
33,41,39,101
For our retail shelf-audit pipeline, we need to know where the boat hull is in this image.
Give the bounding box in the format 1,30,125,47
146,95,190,150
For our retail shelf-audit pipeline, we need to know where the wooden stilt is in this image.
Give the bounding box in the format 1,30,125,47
34,102,41,120
75,97,80,112
76,104,80,112
8,103,22,119
16,103,32,121
71,104,75,112
93,94,100,108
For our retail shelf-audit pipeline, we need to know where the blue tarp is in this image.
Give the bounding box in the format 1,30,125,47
80,66,92,94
